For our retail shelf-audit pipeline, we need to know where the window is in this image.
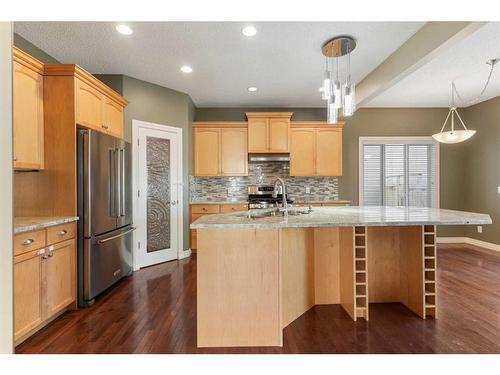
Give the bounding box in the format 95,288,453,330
359,137,439,207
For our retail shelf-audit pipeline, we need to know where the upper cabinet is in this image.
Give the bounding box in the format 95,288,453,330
193,123,248,177
246,112,293,153
13,48,44,170
45,64,128,139
290,123,343,176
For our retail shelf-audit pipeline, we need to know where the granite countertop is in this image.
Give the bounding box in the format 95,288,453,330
190,200,249,205
14,216,79,234
190,206,492,229
292,199,352,205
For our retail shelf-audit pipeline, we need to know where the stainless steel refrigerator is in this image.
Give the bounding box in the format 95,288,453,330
77,129,134,307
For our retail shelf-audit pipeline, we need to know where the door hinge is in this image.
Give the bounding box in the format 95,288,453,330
138,241,141,249
137,138,140,146
137,190,140,197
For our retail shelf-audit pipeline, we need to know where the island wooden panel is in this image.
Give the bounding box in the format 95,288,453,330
281,228,315,328
197,228,282,347
313,228,340,304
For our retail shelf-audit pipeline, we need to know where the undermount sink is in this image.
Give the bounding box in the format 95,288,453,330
237,208,312,219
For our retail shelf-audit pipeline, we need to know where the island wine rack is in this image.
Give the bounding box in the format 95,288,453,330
423,225,437,318
354,226,369,320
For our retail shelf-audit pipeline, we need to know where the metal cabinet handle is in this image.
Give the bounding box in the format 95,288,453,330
22,239,34,246
171,200,177,206
58,230,67,236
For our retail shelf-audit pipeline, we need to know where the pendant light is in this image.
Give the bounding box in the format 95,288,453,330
432,83,476,144
320,36,357,124
432,58,498,144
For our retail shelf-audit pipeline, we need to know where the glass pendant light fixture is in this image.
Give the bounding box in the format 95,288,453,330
320,36,357,124
432,58,498,144
432,83,476,144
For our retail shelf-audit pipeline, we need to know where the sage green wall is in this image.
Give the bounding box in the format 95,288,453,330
463,96,500,244
13,33,60,63
196,107,467,237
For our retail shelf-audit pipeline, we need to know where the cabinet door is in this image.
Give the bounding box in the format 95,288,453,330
269,118,289,152
44,239,76,319
76,79,103,131
14,250,43,341
194,128,220,176
316,129,342,176
248,118,269,152
290,129,316,176
13,61,44,170
221,128,248,176
103,98,124,138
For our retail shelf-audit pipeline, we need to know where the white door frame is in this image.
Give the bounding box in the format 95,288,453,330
132,119,184,271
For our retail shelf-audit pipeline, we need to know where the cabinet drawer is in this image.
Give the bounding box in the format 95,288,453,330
14,230,46,256
220,204,248,213
191,204,220,214
46,223,76,245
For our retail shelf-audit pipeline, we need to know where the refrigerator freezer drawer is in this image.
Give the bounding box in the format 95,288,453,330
82,226,134,304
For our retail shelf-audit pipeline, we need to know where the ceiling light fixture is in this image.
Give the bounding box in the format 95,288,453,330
115,24,133,35
180,65,193,73
320,36,357,124
248,86,257,92
432,58,499,144
242,26,257,37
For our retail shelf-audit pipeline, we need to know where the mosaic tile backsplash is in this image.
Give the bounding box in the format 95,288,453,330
190,161,339,202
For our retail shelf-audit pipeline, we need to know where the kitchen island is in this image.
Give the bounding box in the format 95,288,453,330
191,206,491,348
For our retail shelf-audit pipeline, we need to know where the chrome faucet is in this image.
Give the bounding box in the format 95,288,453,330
272,178,288,216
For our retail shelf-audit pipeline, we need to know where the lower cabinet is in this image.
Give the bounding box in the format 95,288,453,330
44,240,76,319
190,204,248,251
14,250,44,341
14,225,76,344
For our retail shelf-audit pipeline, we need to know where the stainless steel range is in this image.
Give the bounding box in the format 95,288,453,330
247,185,294,209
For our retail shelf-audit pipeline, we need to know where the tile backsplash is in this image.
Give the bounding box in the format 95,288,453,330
190,161,339,202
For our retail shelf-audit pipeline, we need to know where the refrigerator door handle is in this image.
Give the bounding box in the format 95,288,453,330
120,148,126,217
97,227,136,244
109,148,115,218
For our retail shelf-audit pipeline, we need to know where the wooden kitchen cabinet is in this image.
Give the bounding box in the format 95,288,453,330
194,128,221,176
14,223,77,345
45,64,128,139
103,98,124,138
290,128,316,176
221,128,248,176
290,123,343,176
316,128,342,176
44,239,76,319
193,124,248,176
14,249,44,341
13,48,44,170
246,112,293,153
76,79,103,131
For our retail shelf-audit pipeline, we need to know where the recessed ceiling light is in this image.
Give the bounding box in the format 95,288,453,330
248,86,257,92
116,24,133,35
242,26,257,37
180,65,193,73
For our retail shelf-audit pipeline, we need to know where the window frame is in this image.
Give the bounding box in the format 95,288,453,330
358,136,440,208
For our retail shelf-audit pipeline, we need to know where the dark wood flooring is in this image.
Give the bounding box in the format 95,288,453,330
16,245,500,354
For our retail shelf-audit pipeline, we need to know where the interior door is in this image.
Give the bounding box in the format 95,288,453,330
137,127,179,267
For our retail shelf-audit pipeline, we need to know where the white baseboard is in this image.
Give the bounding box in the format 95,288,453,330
179,248,192,259
437,236,500,253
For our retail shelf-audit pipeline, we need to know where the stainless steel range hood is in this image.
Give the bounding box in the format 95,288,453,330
249,153,290,162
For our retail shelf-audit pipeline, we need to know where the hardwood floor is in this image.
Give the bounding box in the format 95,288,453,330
16,245,500,354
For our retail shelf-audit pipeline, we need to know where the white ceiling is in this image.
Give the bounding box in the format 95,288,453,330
366,22,500,108
14,21,423,107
